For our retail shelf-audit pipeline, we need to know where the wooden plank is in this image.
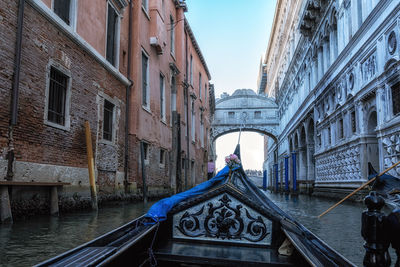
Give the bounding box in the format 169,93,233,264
0,181,70,186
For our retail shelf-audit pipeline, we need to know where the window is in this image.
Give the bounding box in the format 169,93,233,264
160,73,165,121
160,149,165,165
228,111,235,119
142,0,148,12
106,3,119,66
142,142,149,161
184,88,188,136
328,126,331,145
190,54,193,85
170,16,175,55
351,111,356,133
182,158,185,169
199,73,202,99
205,83,207,104
54,0,71,25
103,100,114,141
142,52,149,107
254,111,261,119
392,82,400,116
191,100,195,142
47,67,68,126
338,118,344,139
200,112,204,148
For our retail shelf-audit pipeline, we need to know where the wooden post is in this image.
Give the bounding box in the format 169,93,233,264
0,186,12,223
85,121,98,211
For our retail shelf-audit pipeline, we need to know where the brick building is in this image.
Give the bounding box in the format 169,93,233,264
128,1,212,196
0,0,212,218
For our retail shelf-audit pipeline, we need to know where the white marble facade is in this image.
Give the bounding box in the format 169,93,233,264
262,0,400,191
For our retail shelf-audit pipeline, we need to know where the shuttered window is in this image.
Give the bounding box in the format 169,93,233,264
142,53,149,106
54,0,71,25
106,4,118,66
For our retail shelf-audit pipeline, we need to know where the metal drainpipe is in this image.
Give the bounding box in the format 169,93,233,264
185,29,189,190
6,0,25,180
123,0,133,193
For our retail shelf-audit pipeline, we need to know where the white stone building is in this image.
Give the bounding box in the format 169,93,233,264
262,0,400,195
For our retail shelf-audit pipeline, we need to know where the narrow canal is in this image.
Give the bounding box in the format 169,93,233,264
0,192,395,266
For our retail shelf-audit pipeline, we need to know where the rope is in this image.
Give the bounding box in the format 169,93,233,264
148,220,160,267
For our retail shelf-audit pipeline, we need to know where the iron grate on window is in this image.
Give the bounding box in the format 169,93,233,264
48,67,67,125
103,100,114,141
392,82,400,116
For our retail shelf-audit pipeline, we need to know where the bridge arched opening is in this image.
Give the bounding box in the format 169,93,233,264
213,129,277,175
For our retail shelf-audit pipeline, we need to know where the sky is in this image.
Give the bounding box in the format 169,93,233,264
185,0,277,171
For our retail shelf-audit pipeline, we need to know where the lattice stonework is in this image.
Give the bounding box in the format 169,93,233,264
172,193,272,245
315,145,361,182
382,132,400,176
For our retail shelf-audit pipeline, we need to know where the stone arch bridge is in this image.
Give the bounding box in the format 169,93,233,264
211,89,279,144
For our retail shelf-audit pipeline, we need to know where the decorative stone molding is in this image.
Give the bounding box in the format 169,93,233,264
315,144,361,182
388,31,397,55
382,132,400,176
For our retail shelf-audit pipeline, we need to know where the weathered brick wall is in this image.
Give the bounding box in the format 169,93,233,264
1,0,126,192
0,0,16,160
129,135,172,196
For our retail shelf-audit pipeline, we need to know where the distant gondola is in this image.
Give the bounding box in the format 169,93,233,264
36,145,355,267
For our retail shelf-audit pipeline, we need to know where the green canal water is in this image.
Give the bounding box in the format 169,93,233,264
0,193,396,266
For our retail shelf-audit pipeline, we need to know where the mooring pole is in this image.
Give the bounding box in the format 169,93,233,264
84,121,98,211
291,152,297,193
274,163,278,192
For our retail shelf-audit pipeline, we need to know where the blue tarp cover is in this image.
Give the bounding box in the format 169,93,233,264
145,166,233,224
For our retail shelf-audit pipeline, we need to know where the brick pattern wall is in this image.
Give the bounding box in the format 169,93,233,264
1,0,126,191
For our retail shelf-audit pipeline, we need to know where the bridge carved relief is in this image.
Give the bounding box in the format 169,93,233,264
211,89,279,143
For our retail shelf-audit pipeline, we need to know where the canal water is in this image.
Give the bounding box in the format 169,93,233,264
0,193,396,266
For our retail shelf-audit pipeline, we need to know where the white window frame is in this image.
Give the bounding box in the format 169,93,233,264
142,49,150,111
190,54,193,85
159,148,166,168
142,0,149,14
160,72,166,122
105,1,121,68
199,73,202,100
51,0,78,31
99,92,118,144
44,60,72,131
191,99,195,142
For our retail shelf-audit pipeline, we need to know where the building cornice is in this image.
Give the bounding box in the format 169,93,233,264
184,18,211,80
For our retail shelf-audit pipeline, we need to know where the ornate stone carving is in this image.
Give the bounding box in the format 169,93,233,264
316,145,361,182
173,193,272,245
362,52,377,83
388,31,397,55
382,132,400,176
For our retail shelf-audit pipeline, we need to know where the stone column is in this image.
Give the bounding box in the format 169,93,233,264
0,186,12,223
298,146,307,183
376,86,385,127
356,101,365,134
50,186,59,216
307,144,315,181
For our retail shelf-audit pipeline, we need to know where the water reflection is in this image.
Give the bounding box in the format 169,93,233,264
0,201,154,266
264,192,367,266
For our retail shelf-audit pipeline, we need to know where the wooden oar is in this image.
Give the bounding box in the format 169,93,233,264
318,160,400,218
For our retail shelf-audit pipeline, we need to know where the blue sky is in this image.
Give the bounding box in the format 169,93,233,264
185,0,277,97
185,0,277,171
